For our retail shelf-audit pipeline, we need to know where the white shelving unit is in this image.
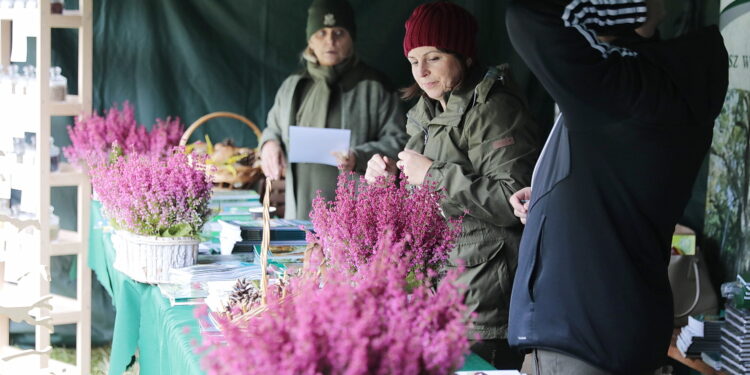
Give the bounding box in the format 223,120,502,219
0,1,92,373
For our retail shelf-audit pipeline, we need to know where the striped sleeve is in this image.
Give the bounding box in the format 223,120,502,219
561,0,647,57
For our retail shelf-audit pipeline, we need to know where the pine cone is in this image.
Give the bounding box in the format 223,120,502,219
224,278,261,316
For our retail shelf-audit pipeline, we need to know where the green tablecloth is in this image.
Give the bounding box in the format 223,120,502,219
88,200,204,375
88,201,496,375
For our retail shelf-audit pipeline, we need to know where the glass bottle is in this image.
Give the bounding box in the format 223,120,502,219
49,66,66,101
8,64,19,96
49,206,60,240
50,0,63,14
21,65,36,96
50,136,60,172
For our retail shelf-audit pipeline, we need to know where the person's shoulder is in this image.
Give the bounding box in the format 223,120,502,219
274,69,308,92
476,64,527,109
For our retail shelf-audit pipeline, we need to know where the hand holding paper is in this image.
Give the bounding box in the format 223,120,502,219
288,126,351,167
331,150,356,172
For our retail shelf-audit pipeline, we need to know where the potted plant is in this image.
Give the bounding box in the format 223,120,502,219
89,147,213,283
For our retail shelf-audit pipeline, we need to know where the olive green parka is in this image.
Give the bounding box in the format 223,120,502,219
406,64,539,339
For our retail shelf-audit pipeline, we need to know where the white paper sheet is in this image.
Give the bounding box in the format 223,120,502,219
288,126,351,167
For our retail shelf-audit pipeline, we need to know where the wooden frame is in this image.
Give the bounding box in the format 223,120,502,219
0,0,92,373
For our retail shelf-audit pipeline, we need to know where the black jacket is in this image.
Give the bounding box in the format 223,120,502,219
506,1,728,373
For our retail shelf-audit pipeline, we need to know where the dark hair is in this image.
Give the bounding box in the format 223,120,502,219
399,48,473,101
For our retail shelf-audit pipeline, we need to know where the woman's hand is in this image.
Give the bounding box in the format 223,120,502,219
509,187,532,225
365,154,398,185
332,150,356,172
260,140,286,180
396,149,433,185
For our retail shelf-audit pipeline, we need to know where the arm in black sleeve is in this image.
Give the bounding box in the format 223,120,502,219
506,0,693,127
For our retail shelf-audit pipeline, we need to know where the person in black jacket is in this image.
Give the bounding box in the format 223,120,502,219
505,0,728,374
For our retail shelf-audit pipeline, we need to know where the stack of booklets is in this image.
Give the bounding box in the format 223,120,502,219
677,315,724,359
200,190,263,254
208,189,261,213
721,303,750,374
218,219,311,255
158,282,209,306
167,261,262,284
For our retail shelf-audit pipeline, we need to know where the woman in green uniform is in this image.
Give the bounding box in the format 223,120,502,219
365,2,539,369
260,0,408,220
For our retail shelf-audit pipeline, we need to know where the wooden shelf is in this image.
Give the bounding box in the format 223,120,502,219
0,346,77,372
0,213,39,229
668,329,725,375
0,285,82,325
50,162,87,186
51,229,82,256
0,1,92,373
0,9,83,31
50,94,84,116
49,10,83,29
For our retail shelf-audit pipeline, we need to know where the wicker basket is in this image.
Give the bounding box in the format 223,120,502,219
180,112,264,189
111,230,199,284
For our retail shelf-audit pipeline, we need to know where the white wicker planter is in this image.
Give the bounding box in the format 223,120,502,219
112,230,199,284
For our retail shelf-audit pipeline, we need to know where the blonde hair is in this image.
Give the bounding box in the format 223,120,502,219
301,46,318,64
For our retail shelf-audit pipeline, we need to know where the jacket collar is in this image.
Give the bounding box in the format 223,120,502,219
409,64,485,128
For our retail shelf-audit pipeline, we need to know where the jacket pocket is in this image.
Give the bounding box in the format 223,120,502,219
522,215,546,303
452,226,504,267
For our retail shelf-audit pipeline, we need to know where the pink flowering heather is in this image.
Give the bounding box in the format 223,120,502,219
63,102,184,167
197,239,471,375
308,172,462,273
89,147,213,237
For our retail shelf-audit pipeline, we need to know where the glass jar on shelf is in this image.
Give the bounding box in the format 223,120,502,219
7,64,19,96
49,66,67,102
12,0,24,9
50,0,63,14
49,206,60,240
20,65,36,96
50,136,60,172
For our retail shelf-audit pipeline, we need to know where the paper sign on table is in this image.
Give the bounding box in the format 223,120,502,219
288,126,351,167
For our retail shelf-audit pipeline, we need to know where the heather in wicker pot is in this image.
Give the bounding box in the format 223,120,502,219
89,147,213,283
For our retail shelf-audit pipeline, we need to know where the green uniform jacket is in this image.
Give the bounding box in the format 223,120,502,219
405,65,539,339
261,61,408,219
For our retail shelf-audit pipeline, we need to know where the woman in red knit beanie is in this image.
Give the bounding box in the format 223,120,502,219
365,1,540,370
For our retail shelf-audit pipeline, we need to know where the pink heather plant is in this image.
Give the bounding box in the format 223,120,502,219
308,172,462,273
89,147,213,238
63,101,184,167
197,239,471,375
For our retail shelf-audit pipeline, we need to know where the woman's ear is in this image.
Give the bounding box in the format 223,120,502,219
466,57,474,67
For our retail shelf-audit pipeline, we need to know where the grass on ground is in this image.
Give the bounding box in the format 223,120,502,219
50,345,139,375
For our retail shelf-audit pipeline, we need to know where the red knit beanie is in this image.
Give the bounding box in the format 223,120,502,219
403,1,478,59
